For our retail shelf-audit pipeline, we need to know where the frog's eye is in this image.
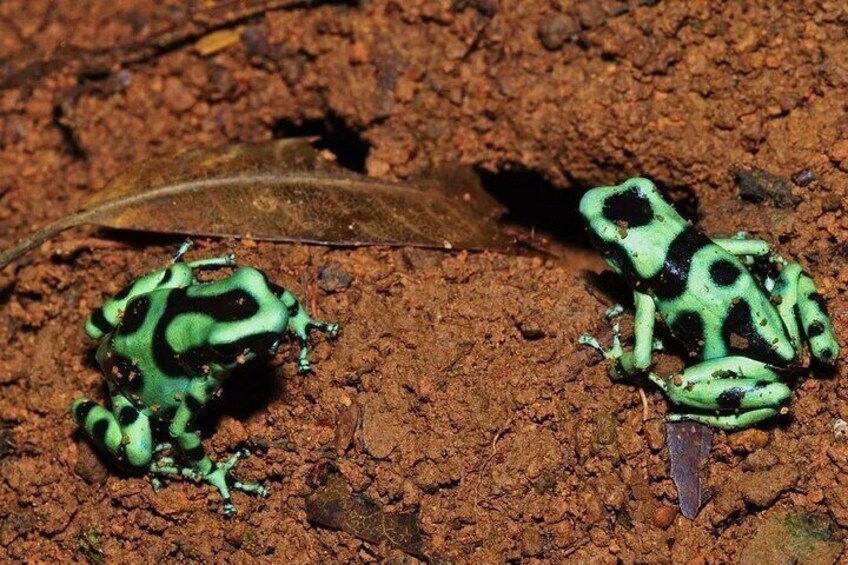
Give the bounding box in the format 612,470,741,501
602,187,654,228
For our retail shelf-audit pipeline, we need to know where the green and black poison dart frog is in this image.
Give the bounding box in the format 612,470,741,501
578,178,839,430
71,243,339,516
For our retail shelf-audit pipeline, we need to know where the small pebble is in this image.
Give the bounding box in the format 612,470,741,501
791,169,815,187
652,504,678,529
521,526,544,557
643,419,666,452
728,428,770,453
241,26,272,57
318,262,352,293
518,321,545,340
821,194,842,213
162,77,195,113
536,14,579,51
833,419,848,441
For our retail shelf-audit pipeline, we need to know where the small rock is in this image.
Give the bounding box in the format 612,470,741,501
651,504,678,529
832,419,848,442
576,3,605,27
0,426,11,460
521,526,544,557
536,14,579,51
241,27,273,57
401,248,441,270
734,167,801,208
162,77,196,113
741,464,799,508
828,140,848,171
821,194,843,213
791,169,815,187
643,419,666,452
729,428,770,453
518,321,545,340
741,449,779,472
318,262,352,293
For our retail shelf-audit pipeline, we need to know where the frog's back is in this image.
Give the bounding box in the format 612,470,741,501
579,178,795,367
653,239,794,366
97,267,288,417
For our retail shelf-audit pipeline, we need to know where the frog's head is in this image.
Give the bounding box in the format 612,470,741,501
579,177,682,277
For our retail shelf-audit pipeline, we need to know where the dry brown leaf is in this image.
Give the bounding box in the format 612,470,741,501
306,471,426,558
0,138,511,269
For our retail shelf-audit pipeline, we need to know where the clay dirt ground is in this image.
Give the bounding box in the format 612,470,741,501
2,1,848,563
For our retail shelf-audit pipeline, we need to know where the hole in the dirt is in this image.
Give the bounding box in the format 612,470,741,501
480,168,702,248
478,165,595,249
271,114,370,173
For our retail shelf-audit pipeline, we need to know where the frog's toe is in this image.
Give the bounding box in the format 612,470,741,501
325,323,340,339
232,479,269,498
222,498,238,518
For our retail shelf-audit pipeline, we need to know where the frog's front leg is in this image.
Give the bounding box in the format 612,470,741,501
648,356,791,430
71,383,154,469
716,236,839,363
579,290,656,378
280,289,340,373
163,377,267,516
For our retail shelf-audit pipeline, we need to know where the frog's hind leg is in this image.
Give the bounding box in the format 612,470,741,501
666,408,782,430
71,385,153,469
797,272,839,362
770,261,839,363
280,289,340,373
648,356,791,430
162,378,268,516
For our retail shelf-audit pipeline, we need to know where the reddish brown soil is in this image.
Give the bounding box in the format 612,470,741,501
2,1,848,563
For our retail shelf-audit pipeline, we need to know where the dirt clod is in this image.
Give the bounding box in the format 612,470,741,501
741,464,800,508
318,262,353,293
537,15,579,51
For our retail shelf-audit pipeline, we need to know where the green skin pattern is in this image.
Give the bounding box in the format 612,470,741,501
72,248,339,516
579,178,839,430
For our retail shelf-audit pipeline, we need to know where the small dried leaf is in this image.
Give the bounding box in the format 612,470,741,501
0,138,511,268
195,29,241,56
306,472,426,558
666,421,712,519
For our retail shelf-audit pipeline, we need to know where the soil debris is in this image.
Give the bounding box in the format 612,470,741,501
739,511,843,565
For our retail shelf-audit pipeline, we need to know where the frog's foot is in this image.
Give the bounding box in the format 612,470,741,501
149,449,268,516
172,239,195,263
187,253,237,270
579,322,632,377
604,303,625,319
205,449,269,517
153,441,173,454
579,322,623,359
666,407,786,431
